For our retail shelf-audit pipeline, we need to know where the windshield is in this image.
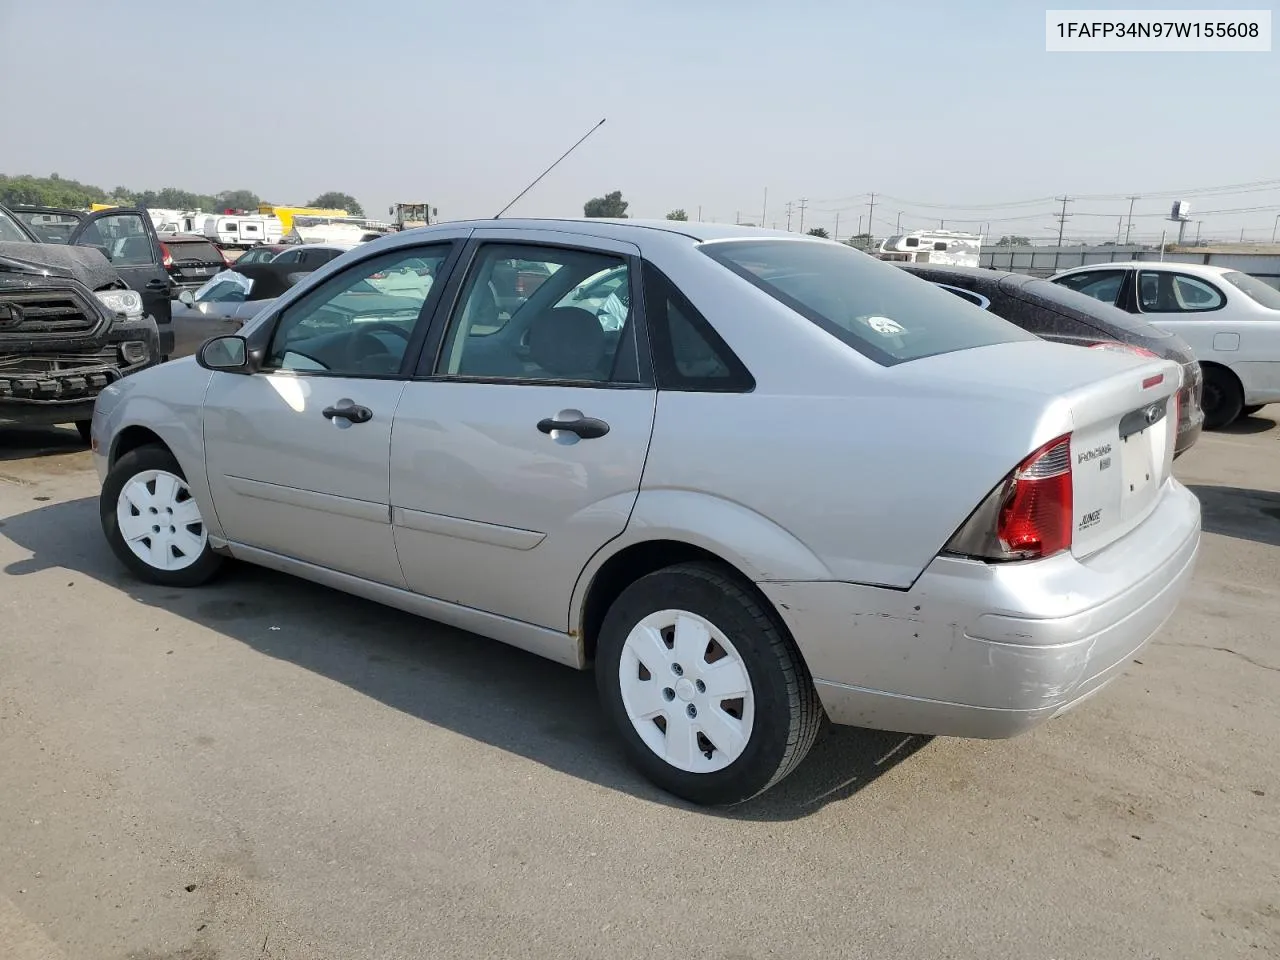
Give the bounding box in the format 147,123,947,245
16,211,81,244
193,271,253,303
1221,271,1280,311
0,208,34,242
700,239,1034,365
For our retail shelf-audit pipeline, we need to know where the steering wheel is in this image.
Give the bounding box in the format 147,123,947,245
342,321,413,369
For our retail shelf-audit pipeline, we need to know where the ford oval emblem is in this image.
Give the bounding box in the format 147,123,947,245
1145,404,1161,424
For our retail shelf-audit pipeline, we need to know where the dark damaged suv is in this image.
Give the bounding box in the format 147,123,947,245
0,209,160,441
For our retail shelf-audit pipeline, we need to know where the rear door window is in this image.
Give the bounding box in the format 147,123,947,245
700,239,1033,366
1137,271,1225,313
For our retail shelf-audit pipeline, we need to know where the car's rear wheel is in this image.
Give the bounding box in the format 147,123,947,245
1201,366,1244,429
1241,404,1265,417
595,562,821,806
100,444,223,587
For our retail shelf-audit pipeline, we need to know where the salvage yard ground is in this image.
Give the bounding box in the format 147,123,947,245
0,417,1277,960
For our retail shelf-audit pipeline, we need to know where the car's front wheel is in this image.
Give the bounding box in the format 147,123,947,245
595,562,822,806
100,444,224,587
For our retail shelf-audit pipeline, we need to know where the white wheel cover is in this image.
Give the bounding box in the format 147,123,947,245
115,469,208,572
618,609,756,774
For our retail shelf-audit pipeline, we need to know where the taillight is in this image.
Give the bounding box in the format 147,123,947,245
1088,341,1158,359
943,435,1073,562
160,242,173,270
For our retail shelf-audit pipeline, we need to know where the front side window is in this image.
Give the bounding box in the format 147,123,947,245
264,244,451,376
700,239,1033,366
1138,271,1224,313
435,243,635,383
1053,269,1125,305
77,213,156,266
1221,271,1280,310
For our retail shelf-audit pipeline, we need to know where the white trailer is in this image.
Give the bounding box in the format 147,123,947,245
877,229,984,268
202,215,284,248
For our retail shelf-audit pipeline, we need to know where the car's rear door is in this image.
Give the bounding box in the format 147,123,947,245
68,208,174,352
388,228,657,632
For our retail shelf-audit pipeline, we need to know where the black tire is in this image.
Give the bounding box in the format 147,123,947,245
1242,404,1265,417
1201,366,1244,430
100,443,224,587
595,561,822,806
74,420,91,444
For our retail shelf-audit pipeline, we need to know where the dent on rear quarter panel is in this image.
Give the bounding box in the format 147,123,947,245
103,361,223,539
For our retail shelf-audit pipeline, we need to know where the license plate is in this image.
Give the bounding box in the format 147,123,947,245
193,267,212,275
1121,427,1156,503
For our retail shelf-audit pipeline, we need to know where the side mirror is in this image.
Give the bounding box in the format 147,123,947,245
196,335,250,372
178,290,195,307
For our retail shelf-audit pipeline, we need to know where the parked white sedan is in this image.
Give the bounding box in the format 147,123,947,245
1051,261,1280,428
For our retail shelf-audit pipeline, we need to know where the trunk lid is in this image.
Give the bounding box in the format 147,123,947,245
1068,359,1179,558
891,339,1181,561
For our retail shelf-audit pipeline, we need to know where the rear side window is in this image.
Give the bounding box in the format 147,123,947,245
643,264,753,391
700,239,1033,366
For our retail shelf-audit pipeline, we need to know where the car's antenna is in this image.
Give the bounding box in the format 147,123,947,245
493,118,606,219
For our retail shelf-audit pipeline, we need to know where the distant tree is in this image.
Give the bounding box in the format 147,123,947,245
584,190,629,218
216,189,261,212
0,173,109,209
666,208,688,221
308,191,363,216
806,227,830,238
996,235,1032,246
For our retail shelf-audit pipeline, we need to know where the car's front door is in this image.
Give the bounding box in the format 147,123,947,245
202,240,460,586
68,209,172,326
389,232,657,631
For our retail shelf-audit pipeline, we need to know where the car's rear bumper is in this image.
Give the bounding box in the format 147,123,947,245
758,478,1201,739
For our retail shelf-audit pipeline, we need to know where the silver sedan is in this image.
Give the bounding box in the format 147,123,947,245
89,219,1201,805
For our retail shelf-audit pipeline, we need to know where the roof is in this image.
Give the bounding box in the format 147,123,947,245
8,205,86,218
400,217,811,244
896,262,1027,284
1055,260,1240,277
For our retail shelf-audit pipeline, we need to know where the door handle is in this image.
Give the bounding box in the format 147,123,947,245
322,404,373,424
145,278,170,289
537,416,610,439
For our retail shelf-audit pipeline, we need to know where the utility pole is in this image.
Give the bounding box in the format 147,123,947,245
735,211,740,225
1124,195,1139,244
1196,221,1203,244
798,198,808,233
785,201,793,231
697,205,702,222
833,211,840,240
1052,196,1072,273
939,219,945,229
857,214,863,235
1273,214,1279,243
1115,217,1123,245
761,188,768,230
895,211,902,234
866,193,876,238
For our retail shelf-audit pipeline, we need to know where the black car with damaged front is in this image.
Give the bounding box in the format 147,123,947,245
0,243,160,441
897,262,1205,458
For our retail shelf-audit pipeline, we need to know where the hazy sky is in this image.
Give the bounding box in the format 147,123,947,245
2,0,1277,242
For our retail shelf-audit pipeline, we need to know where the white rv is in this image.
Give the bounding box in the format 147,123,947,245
202,215,284,248
877,229,983,268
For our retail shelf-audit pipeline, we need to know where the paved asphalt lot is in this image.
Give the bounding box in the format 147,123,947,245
0,415,1277,960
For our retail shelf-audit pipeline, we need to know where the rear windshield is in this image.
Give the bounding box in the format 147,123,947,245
15,211,81,243
699,239,1034,365
167,239,224,263
1221,271,1280,311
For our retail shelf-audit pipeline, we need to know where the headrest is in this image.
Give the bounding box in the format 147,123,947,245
527,307,606,379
